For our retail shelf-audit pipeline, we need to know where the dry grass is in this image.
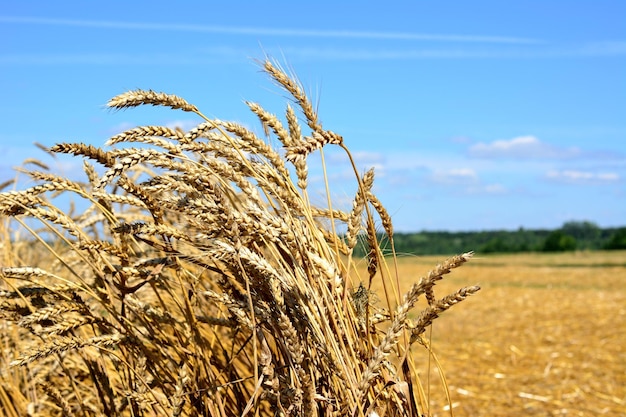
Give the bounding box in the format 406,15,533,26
369,252,625,416
0,60,479,416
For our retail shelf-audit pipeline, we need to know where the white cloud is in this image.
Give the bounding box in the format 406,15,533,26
326,150,387,171
430,168,478,184
468,136,582,159
466,183,508,195
545,169,620,184
347,151,386,166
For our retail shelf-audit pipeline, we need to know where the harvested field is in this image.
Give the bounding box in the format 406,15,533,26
365,251,626,416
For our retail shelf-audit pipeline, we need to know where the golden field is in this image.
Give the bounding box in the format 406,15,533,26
368,250,626,416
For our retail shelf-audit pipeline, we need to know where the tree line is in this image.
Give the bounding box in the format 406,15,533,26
354,221,626,256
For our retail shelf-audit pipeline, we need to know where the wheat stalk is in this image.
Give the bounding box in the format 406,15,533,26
0,58,479,416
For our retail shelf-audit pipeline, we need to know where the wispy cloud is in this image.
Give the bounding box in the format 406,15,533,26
0,50,244,66
468,136,583,159
545,169,620,184
328,150,384,162
0,16,542,44
575,41,626,57
466,183,508,195
251,43,626,61
430,168,478,184
424,168,509,195
264,46,522,61
4,16,624,64
5,45,624,67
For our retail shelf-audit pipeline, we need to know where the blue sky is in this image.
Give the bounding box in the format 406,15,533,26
1,1,625,232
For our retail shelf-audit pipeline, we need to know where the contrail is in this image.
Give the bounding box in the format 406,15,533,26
0,15,542,44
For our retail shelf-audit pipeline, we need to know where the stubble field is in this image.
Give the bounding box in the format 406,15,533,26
375,250,626,416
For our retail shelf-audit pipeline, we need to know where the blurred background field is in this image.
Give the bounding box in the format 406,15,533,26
365,250,626,416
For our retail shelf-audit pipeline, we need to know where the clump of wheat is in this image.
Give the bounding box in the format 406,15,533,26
0,59,479,416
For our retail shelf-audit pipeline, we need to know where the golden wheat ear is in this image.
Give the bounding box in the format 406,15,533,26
0,58,480,417
107,89,199,113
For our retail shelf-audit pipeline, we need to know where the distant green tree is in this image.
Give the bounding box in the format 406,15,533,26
480,237,508,253
604,227,626,250
365,222,622,256
561,221,601,249
542,230,577,252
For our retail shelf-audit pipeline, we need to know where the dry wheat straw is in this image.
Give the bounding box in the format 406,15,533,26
0,58,480,416
410,285,481,341
22,158,50,171
11,333,124,366
0,179,14,191
41,381,76,417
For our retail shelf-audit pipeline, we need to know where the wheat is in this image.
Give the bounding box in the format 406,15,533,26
11,333,124,366
0,58,479,416
107,89,199,113
106,125,186,147
410,285,481,341
216,119,291,179
262,60,319,131
41,381,76,417
346,169,375,251
17,302,82,327
50,142,116,166
181,121,217,143
285,131,344,163
246,101,292,146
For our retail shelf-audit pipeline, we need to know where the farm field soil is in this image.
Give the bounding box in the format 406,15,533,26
366,250,626,416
